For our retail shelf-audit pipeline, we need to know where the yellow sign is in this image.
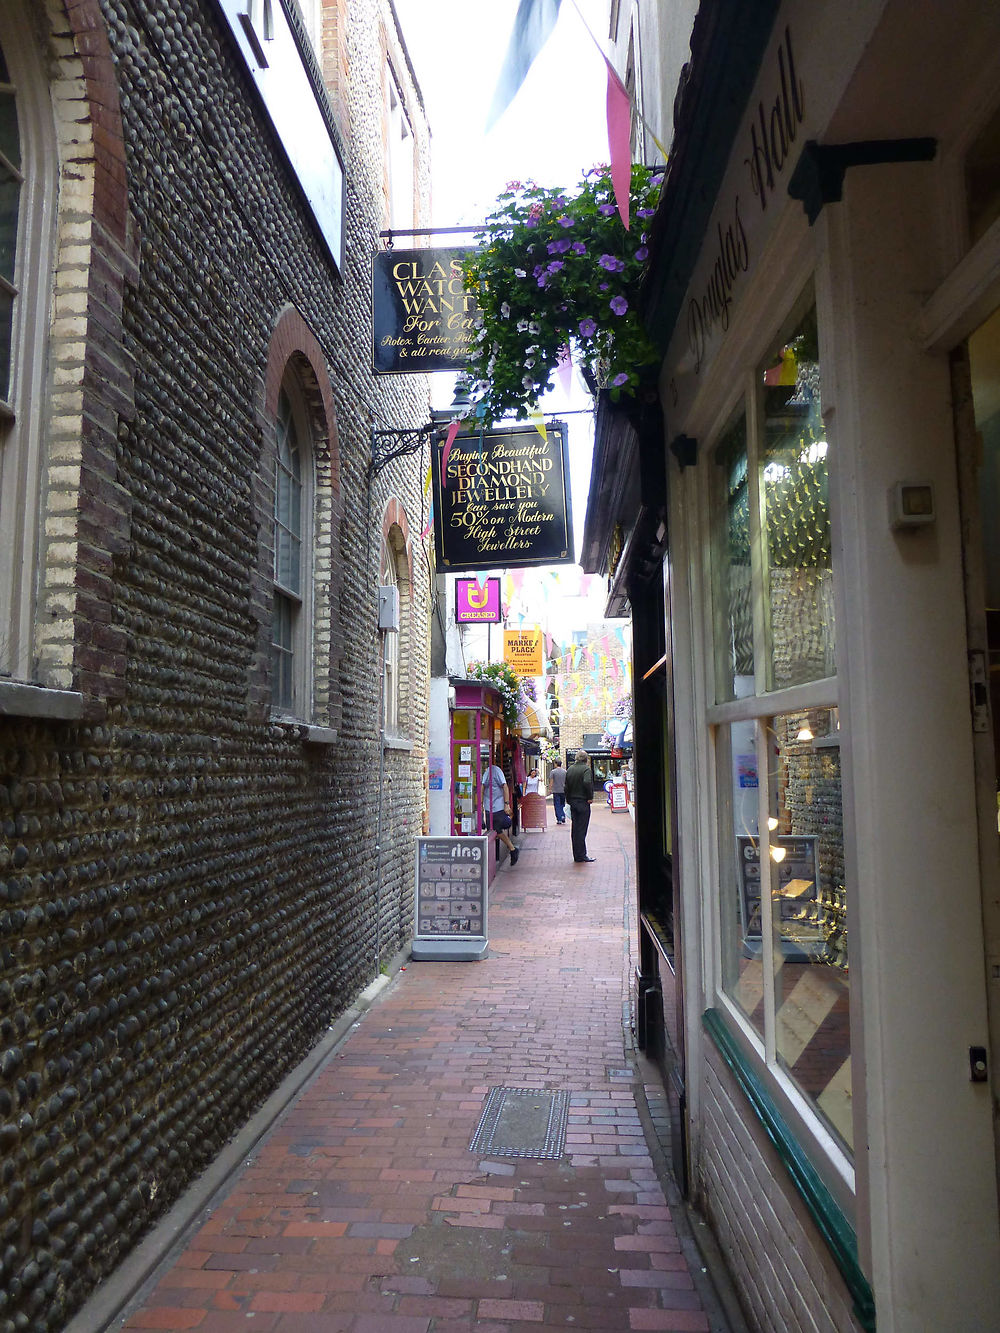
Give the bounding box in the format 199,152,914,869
504,628,544,677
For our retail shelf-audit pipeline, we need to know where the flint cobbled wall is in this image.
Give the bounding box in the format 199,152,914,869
0,0,430,1328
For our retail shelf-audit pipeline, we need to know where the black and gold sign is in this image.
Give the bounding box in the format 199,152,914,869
372,247,479,373
431,423,574,571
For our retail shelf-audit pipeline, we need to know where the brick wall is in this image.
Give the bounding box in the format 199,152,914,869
698,1047,864,1333
0,0,431,1327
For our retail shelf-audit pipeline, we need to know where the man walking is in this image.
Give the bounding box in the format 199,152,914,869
564,749,595,863
482,760,519,865
549,757,567,824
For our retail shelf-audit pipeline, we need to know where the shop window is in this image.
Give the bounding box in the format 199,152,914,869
712,413,754,702
768,706,850,1148
271,386,314,716
709,300,850,1155
760,306,834,689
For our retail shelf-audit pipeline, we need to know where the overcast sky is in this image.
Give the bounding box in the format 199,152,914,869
392,0,612,228
391,0,614,562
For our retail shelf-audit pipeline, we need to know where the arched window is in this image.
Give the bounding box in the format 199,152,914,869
380,530,401,734
0,12,57,683
271,384,314,716
0,39,21,411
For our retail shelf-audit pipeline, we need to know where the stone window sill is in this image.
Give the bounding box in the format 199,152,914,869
270,714,338,745
0,679,85,721
383,733,412,752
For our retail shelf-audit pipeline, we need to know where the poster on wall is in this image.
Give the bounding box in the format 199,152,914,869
431,422,574,571
412,836,489,961
455,577,502,624
372,247,479,373
736,834,823,959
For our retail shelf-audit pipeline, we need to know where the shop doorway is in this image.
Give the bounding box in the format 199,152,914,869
954,304,1000,1160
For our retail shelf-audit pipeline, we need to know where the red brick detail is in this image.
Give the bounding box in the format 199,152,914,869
264,305,341,496
380,497,414,583
64,1,130,246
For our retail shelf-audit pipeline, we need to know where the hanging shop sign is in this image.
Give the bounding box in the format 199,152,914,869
504,628,544,677
411,836,489,961
455,577,503,624
431,422,574,571
372,247,480,373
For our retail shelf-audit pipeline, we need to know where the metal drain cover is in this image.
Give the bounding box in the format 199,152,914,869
469,1087,569,1159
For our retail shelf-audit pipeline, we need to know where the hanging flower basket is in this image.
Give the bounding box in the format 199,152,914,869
467,660,526,730
461,164,663,422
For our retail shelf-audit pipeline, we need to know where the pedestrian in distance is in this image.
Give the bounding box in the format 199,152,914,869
549,758,567,824
482,760,519,865
564,749,595,862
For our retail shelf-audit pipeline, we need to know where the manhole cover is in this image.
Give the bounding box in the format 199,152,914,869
469,1087,569,1159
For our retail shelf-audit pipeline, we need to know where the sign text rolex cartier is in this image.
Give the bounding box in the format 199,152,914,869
431,423,574,572
372,247,480,373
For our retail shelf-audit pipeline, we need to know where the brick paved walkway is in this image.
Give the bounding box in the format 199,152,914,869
117,806,724,1332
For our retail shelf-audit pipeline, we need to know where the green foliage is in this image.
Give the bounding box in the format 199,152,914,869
461,164,663,421
467,660,526,729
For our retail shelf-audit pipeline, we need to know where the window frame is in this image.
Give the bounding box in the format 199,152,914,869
270,379,315,721
703,289,855,1204
380,531,401,736
0,11,57,686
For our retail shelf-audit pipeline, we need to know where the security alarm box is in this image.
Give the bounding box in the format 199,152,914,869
378,584,400,632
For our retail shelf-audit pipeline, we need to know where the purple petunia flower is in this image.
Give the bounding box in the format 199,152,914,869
572,241,587,254
599,282,609,291
637,207,656,217
537,273,548,287
557,215,574,228
526,216,538,228
533,264,545,278
578,317,597,338
598,253,618,270
599,203,616,216
610,295,628,315
611,372,629,387
547,238,572,254
635,247,648,262
547,260,564,274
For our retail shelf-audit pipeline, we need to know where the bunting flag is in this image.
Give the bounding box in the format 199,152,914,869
423,465,432,497
440,418,462,488
486,0,563,131
420,509,433,539
605,55,632,229
528,408,547,442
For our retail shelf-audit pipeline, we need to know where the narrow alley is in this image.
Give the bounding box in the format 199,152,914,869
89,808,731,1333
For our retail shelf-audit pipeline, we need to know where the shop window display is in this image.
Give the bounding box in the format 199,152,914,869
710,301,850,1154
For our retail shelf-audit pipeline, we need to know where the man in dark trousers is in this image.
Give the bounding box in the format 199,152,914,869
549,758,567,824
564,749,595,862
